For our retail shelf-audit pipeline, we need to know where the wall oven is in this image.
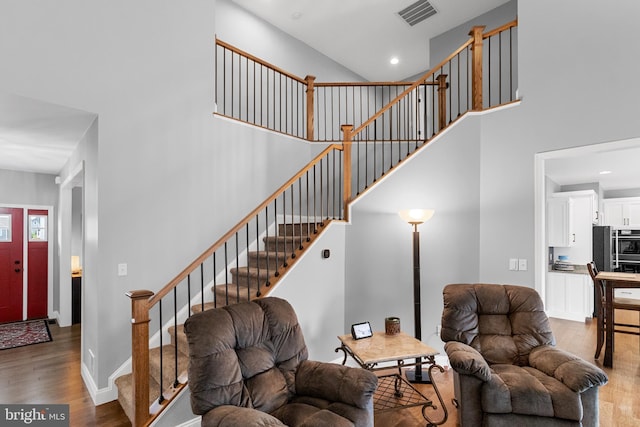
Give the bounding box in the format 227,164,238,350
613,229,640,272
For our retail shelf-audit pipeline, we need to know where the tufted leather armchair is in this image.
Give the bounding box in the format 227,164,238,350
184,297,378,427
441,283,608,427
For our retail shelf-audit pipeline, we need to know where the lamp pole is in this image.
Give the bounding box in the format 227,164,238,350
399,209,434,384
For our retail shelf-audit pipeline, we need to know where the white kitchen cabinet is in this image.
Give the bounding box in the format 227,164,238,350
547,191,597,254
546,272,593,322
547,197,574,247
603,197,640,228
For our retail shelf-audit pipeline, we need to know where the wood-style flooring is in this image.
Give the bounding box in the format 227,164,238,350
0,323,130,426
0,314,637,426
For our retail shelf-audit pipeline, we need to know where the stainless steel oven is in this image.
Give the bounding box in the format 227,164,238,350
613,229,640,272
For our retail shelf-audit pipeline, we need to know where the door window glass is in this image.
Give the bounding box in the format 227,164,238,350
29,215,47,241
0,214,10,242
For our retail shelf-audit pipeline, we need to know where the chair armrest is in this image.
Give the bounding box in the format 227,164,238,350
295,360,378,409
444,341,492,382
529,345,608,393
202,405,286,427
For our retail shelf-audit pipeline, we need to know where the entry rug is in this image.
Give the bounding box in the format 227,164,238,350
0,320,52,350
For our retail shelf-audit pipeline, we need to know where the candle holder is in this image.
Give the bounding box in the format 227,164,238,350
385,317,401,335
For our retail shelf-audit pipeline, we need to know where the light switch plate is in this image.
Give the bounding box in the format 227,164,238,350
509,258,519,271
518,259,527,271
118,263,128,276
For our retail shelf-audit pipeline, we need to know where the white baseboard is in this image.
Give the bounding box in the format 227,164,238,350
81,358,130,405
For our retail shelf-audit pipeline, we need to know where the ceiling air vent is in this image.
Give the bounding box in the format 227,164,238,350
398,0,437,26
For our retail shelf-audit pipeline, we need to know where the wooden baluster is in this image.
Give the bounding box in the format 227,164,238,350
126,290,154,427
469,26,485,111
341,124,353,222
436,74,448,131
305,75,316,141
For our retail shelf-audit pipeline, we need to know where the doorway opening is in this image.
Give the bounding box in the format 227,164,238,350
535,137,640,306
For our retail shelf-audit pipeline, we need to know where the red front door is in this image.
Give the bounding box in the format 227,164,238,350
0,207,24,323
27,209,48,319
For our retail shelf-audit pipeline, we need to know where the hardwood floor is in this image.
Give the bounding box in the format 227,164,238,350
0,323,130,426
0,315,637,426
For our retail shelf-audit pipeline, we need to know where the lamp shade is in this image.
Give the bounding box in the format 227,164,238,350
398,209,434,225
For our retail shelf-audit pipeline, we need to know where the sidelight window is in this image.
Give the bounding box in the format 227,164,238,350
29,215,47,241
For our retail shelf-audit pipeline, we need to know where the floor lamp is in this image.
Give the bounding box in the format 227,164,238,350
399,208,434,384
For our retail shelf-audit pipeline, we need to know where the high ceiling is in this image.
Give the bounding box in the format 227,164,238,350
231,0,511,82
3,0,640,191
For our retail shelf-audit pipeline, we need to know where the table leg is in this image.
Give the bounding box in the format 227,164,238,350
420,363,448,427
603,282,614,368
335,345,348,365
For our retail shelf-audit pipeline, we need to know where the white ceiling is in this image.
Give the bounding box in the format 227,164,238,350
0,91,95,175
545,144,640,191
232,0,511,82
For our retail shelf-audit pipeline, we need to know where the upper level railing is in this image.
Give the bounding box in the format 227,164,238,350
215,20,517,142
128,19,518,426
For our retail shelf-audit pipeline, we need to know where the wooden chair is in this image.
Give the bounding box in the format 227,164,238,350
587,261,640,359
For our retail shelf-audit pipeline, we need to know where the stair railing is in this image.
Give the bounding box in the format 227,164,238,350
127,144,343,426
127,19,517,427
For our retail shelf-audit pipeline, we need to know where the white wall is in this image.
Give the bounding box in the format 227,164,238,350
344,115,483,354
0,0,368,396
215,0,365,83
271,222,347,361
479,0,640,289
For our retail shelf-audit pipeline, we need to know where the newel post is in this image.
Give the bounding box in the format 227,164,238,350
469,25,485,111
305,75,316,141
436,74,448,131
126,289,154,427
341,124,354,222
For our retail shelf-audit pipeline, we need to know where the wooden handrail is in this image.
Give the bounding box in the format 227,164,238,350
216,38,308,84
148,143,343,305
351,39,472,137
483,18,518,39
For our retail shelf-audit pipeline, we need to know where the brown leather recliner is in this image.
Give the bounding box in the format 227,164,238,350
441,283,608,427
184,297,378,427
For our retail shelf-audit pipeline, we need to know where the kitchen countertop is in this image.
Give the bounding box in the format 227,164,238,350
548,264,589,275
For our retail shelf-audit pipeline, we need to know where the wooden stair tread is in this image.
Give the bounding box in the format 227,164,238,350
115,372,161,423
230,266,271,278
149,344,190,388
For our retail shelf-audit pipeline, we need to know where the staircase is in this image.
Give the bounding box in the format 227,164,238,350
121,19,519,426
115,221,321,423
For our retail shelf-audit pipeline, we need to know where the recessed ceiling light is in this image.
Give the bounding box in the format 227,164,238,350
599,170,612,175
390,57,399,65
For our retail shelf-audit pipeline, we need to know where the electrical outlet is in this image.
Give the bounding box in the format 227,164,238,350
436,325,442,335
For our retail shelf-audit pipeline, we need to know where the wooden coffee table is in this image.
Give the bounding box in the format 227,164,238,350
336,331,448,426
